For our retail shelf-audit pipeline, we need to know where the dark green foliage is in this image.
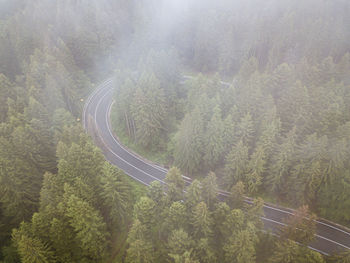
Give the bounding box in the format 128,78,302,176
174,107,204,175
1,0,349,261
100,163,132,229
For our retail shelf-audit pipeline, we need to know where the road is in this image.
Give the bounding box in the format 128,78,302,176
83,77,350,256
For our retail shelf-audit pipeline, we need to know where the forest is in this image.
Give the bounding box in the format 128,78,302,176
0,0,350,262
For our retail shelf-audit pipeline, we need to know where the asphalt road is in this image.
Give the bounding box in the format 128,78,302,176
83,78,350,256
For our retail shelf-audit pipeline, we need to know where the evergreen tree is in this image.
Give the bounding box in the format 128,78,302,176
174,107,204,175
0,74,14,122
193,238,216,263
190,202,213,239
203,105,224,168
246,145,266,194
126,219,155,263
131,72,167,148
100,163,132,229
235,113,254,147
164,167,185,204
228,181,245,209
201,172,218,210
168,229,194,257
265,128,297,195
12,228,56,263
223,225,257,263
185,180,202,212
224,140,249,188
133,196,156,234
65,192,109,261
165,202,187,233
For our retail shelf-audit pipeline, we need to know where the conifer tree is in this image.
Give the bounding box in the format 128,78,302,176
185,180,202,212
174,107,204,175
100,163,132,229
228,181,245,209
12,229,56,263
165,167,185,204
223,225,257,263
224,140,249,188
204,105,224,168
126,219,155,263
168,229,194,258
201,172,218,210
246,146,266,194
65,192,109,261
190,202,213,239
133,196,156,234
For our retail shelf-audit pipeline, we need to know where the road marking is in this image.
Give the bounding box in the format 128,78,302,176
94,90,166,185
85,77,350,254
106,100,169,174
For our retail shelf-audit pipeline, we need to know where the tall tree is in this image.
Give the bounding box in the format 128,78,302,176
164,167,185,204
100,163,132,229
203,105,224,168
224,140,249,188
190,202,213,239
65,191,109,261
201,172,218,210
174,107,204,175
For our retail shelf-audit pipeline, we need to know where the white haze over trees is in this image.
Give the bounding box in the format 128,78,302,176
0,0,350,262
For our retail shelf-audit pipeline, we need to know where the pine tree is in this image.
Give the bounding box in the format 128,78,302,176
223,227,257,263
126,239,155,263
265,63,294,100
201,172,218,210
126,219,155,263
190,202,213,239
185,180,202,212
193,238,216,263
100,163,132,229
131,72,167,148
318,169,350,223
12,229,56,263
133,196,156,234
65,192,109,261
165,167,185,204
204,105,224,168
56,139,104,190
222,113,237,154
224,140,249,188
222,209,245,239
235,112,254,147
228,181,245,209
265,128,297,195
165,202,187,232
147,181,165,212
168,229,194,257
246,198,264,229
174,107,204,175
246,146,266,194
268,239,300,263
0,74,14,122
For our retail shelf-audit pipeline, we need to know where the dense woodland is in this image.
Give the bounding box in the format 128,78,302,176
1,0,350,262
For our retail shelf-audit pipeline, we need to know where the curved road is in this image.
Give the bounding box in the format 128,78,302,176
83,77,350,256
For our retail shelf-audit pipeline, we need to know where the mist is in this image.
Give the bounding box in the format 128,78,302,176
1,0,350,261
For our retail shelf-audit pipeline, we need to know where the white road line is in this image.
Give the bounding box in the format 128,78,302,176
85,77,350,253
94,89,166,185
106,100,169,174
83,78,113,129
261,217,350,250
